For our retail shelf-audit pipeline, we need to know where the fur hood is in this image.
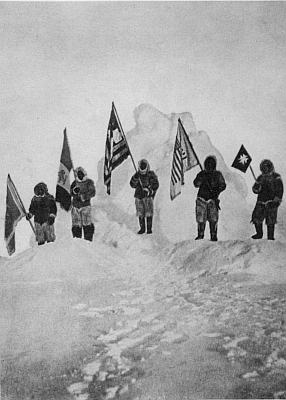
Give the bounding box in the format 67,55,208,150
138,159,150,174
34,182,48,196
75,166,88,182
260,159,274,174
204,155,217,171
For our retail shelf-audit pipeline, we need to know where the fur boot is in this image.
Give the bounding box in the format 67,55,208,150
252,223,263,239
195,222,205,240
72,226,82,238
210,221,218,241
138,217,146,234
267,224,275,240
146,216,153,234
83,224,94,241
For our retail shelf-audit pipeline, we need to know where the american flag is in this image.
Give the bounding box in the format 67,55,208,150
170,119,199,200
104,103,130,195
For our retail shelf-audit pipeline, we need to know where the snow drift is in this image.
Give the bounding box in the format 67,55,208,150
1,103,286,399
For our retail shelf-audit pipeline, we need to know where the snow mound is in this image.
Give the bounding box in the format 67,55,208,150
1,208,163,288
169,239,286,285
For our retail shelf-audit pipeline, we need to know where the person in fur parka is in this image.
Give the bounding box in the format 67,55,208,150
26,182,57,245
130,159,159,234
251,159,283,240
193,155,226,241
70,167,96,241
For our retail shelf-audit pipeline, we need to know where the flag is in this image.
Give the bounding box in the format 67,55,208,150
4,174,26,256
104,103,130,194
231,145,252,173
170,119,199,200
56,128,73,211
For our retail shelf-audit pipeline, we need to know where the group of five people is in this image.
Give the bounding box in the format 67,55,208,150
26,156,283,246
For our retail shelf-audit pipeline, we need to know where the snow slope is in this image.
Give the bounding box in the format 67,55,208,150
2,211,286,399
1,104,286,399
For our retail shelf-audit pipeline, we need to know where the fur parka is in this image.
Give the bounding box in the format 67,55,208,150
71,167,96,209
252,159,283,203
193,156,226,201
130,160,159,200
29,183,57,225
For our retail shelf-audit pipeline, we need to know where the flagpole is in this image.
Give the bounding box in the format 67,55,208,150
249,165,256,181
8,174,36,236
63,128,78,201
178,118,220,205
112,102,146,192
178,118,203,171
64,128,76,180
112,102,138,173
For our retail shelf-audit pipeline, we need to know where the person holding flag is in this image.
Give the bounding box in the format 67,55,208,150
130,159,159,234
251,159,283,240
193,155,226,241
169,119,225,240
26,182,57,246
231,147,284,240
70,167,96,241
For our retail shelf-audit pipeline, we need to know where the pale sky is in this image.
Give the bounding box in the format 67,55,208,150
1,2,286,252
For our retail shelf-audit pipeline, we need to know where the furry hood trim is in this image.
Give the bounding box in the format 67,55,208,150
138,159,150,174
260,159,274,174
75,166,88,181
204,155,217,171
34,182,48,196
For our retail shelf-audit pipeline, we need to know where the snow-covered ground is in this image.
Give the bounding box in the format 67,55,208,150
2,212,286,400
1,105,286,399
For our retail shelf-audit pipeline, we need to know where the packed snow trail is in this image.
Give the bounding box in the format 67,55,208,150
2,214,286,400
63,237,286,400
1,230,242,400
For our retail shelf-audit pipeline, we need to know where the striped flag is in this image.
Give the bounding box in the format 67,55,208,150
56,128,74,211
4,174,26,256
104,103,130,194
170,119,199,200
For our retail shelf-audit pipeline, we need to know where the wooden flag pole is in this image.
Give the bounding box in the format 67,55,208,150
63,128,76,180
63,128,78,205
112,102,138,173
249,165,257,181
112,103,146,190
178,118,203,171
178,119,221,208
9,174,36,236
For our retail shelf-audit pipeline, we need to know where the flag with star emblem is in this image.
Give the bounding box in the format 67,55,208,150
170,118,200,200
104,103,131,195
231,145,252,173
55,128,74,211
